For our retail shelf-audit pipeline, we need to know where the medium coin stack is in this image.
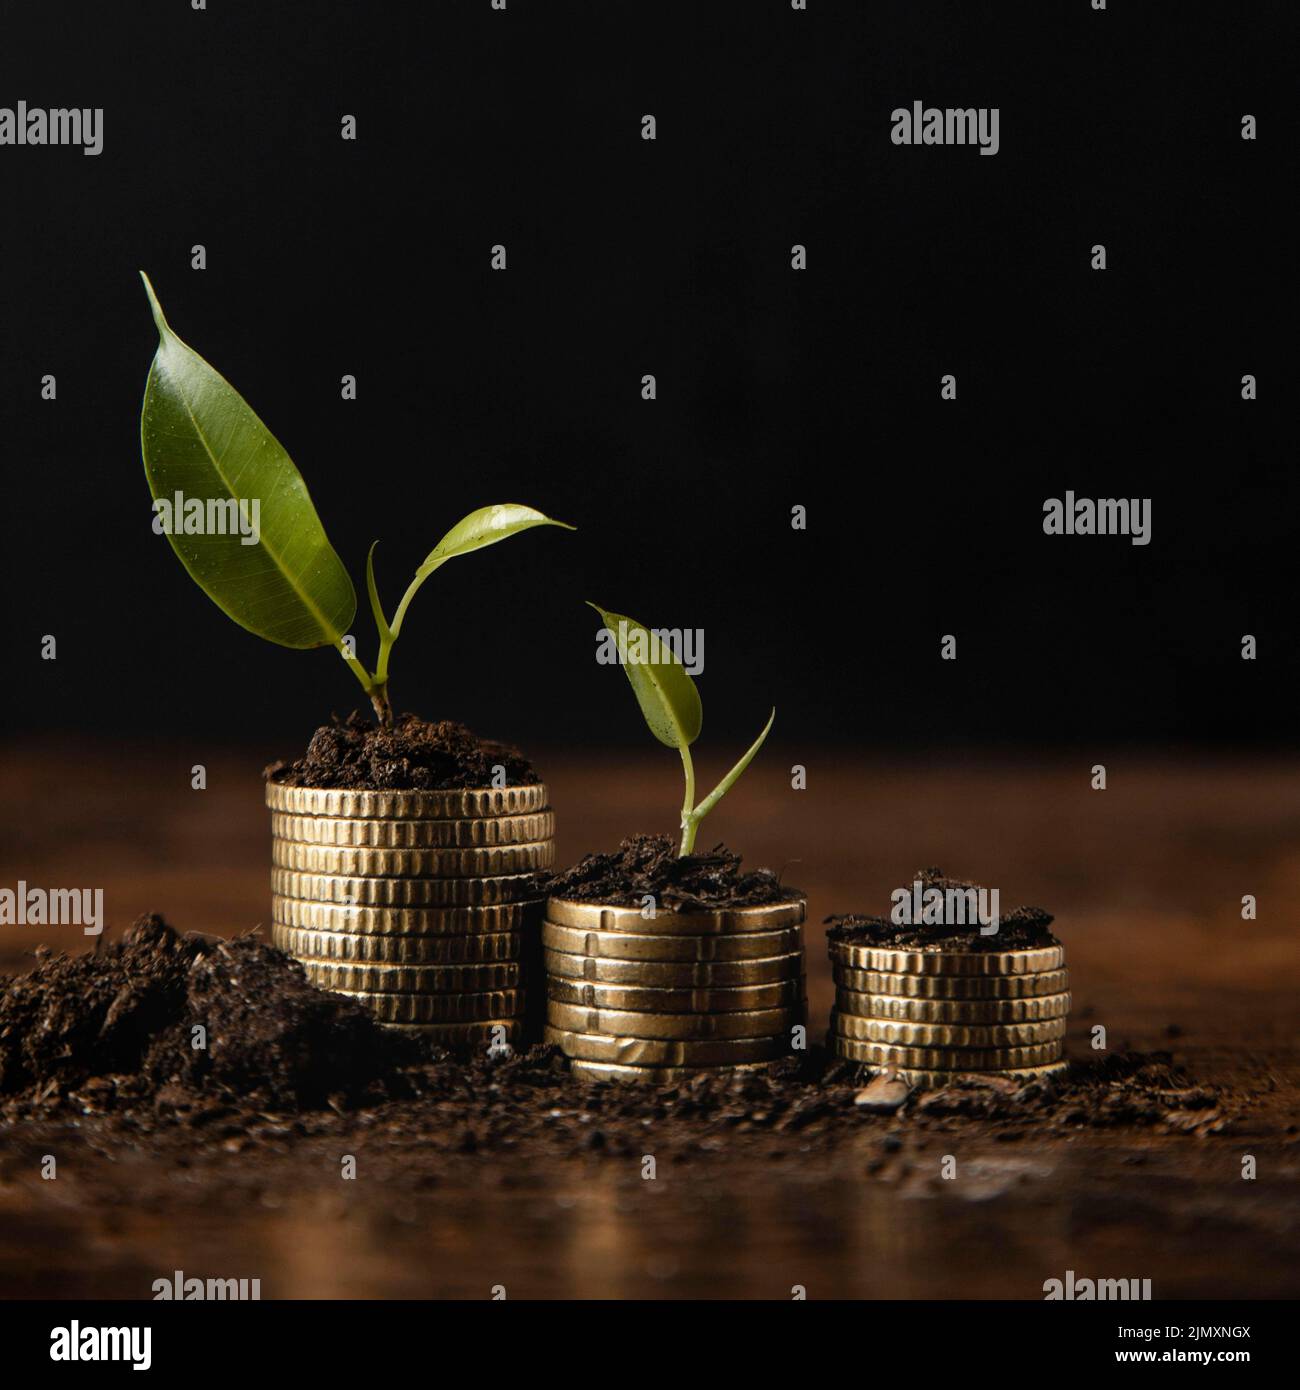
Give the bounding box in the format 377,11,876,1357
543,897,807,1082
266,781,554,1048
827,937,1070,1086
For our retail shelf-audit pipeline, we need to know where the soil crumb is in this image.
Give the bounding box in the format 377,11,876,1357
546,834,800,911
0,917,1231,1156
266,712,539,791
827,867,1058,952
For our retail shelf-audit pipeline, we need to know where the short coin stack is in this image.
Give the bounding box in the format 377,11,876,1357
828,937,1069,1086
543,896,807,1081
267,781,554,1047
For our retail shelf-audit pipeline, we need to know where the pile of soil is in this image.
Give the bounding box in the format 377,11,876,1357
827,867,1059,952
546,834,799,910
0,916,1230,1153
266,712,539,790
0,916,410,1113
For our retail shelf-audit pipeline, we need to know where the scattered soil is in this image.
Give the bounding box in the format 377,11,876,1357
0,917,1236,1159
827,867,1059,952
266,712,539,790
546,834,800,910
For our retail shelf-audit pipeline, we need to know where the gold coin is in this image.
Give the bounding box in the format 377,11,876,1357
270,810,554,848
831,966,1070,999
546,1000,804,1042
827,1030,1063,1070
847,1059,1070,1088
542,920,803,963
265,783,549,819
298,958,521,995
331,988,525,1023
828,940,1064,976
544,1024,791,1067
272,924,523,964
568,1059,773,1084
830,1011,1067,1048
833,989,1072,1024
382,1018,525,1045
271,839,554,879
543,948,805,989
546,896,805,935
545,975,804,1014
271,894,536,936
271,868,541,907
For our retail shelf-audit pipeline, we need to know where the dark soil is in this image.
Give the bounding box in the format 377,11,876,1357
546,834,800,910
827,867,1059,952
0,917,411,1112
0,917,1235,1157
266,712,539,790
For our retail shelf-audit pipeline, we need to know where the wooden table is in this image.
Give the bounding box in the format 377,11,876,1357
1,742,1297,1298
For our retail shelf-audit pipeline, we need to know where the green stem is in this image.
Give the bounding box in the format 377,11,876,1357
336,641,392,728
678,744,697,856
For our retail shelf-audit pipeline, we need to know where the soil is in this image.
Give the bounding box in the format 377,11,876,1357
0,917,1234,1160
0,917,414,1112
265,712,539,790
546,834,800,910
826,867,1059,952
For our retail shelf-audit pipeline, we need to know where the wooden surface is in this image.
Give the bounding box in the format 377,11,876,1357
1,741,1298,1299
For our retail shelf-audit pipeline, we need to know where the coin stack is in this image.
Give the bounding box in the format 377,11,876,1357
828,938,1070,1087
266,782,554,1048
542,897,807,1082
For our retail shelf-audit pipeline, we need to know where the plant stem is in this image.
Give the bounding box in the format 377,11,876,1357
678,744,697,856
336,641,393,728
369,683,393,727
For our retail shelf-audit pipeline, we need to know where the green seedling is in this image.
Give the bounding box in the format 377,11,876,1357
139,273,570,726
589,604,774,856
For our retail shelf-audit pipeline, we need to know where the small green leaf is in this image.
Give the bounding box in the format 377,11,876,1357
692,707,775,823
391,503,573,635
365,541,390,640
588,603,703,751
416,503,573,577
139,273,356,649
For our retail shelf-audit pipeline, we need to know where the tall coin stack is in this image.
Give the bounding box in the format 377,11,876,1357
828,937,1070,1087
543,897,807,1082
267,782,554,1047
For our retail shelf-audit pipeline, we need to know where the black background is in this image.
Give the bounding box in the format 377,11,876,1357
0,1,1291,753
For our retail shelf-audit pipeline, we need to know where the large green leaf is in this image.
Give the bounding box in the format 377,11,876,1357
391,504,573,635
139,273,356,649
589,603,703,750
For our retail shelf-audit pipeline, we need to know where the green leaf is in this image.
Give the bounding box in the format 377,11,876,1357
365,540,390,640
391,503,574,635
139,273,356,649
417,503,574,577
692,707,775,822
588,603,703,751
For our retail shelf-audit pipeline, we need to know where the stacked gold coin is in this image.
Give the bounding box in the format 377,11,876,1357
267,782,553,1048
827,938,1070,1086
543,897,807,1082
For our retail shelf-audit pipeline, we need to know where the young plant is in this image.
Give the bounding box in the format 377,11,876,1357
139,273,570,725
589,604,774,856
